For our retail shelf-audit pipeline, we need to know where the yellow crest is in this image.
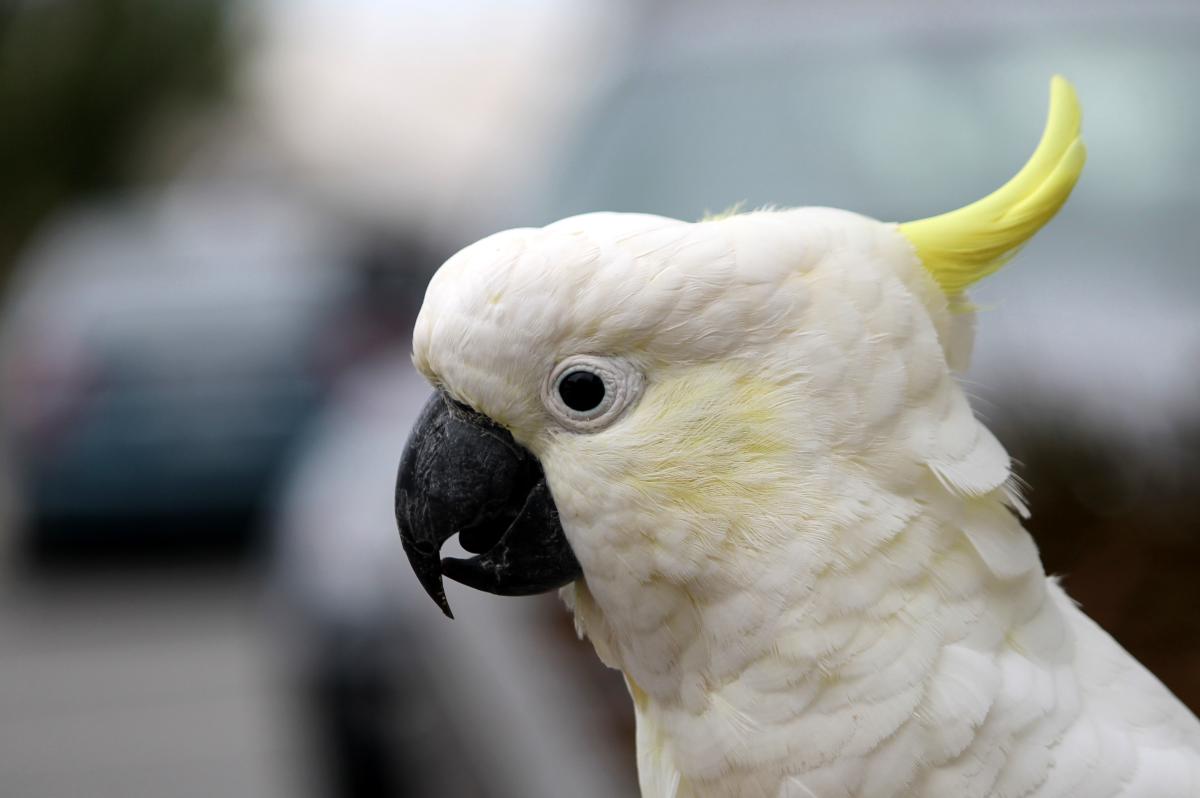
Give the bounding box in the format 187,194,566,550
899,76,1086,295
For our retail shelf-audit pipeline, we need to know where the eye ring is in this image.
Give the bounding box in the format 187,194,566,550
543,356,643,432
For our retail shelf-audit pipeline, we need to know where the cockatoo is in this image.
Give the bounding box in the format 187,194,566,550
395,77,1200,797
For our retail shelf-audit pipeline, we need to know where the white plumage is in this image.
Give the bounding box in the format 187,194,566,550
410,79,1200,796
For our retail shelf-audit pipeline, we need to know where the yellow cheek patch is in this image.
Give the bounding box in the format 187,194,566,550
616,366,791,522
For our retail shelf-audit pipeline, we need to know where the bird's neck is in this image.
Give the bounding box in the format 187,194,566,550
563,481,1054,789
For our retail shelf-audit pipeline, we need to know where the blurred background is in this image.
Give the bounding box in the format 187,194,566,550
0,1,1197,796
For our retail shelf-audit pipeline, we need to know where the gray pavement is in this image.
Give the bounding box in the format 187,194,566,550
0,565,303,798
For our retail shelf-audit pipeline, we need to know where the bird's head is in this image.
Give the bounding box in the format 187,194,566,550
395,77,1084,626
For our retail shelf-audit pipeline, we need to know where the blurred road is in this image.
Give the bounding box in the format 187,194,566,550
0,565,300,798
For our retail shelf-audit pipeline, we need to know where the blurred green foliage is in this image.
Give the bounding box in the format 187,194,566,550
0,0,232,288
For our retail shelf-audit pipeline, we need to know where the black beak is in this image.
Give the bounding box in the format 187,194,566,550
395,391,582,618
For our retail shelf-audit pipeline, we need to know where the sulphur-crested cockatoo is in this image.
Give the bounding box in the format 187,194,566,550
395,77,1200,797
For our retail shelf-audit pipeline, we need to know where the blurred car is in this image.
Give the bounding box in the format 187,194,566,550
0,180,356,557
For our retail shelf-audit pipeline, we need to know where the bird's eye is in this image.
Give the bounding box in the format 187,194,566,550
544,356,643,432
557,369,606,412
